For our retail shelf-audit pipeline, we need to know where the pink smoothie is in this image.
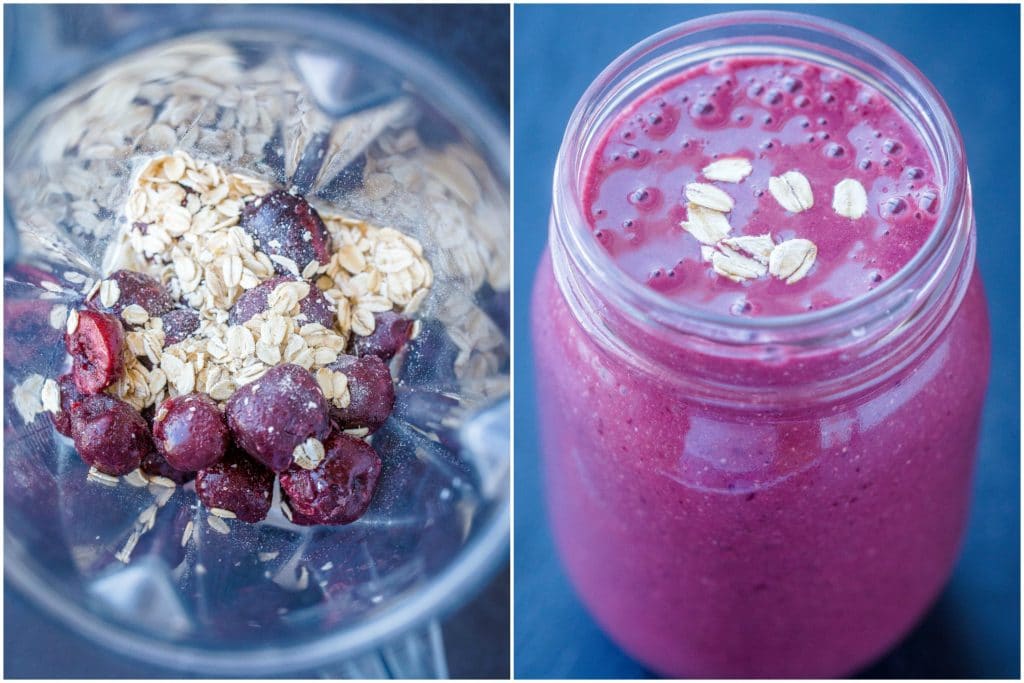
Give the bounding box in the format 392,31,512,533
585,57,941,316
534,55,990,677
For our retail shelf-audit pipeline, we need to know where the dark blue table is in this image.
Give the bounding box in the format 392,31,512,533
513,5,1020,678
3,4,509,678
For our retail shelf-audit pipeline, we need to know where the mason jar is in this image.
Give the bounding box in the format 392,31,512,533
532,11,989,677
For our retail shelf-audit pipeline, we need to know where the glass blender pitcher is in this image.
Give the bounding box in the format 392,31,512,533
4,5,510,677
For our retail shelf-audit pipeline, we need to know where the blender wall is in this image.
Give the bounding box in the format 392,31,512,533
4,30,509,673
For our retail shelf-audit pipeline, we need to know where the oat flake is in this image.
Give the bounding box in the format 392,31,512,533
293,437,326,470
680,204,732,245
769,238,818,284
719,234,775,266
148,475,177,489
768,171,814,213
121,304,149,325
702,157,753,183
685,183,735,213
712,246,768,283
123,469,150,488
87,467,119,487
832,178,868,219
13,374,46,424
207,514,231,534
41,378,61,414
49,304,68,330
67,309,80,334
99,279,121,308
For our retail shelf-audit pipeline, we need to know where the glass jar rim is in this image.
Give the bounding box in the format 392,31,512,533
551,9,969,346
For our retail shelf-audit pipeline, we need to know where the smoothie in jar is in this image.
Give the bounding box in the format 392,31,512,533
533,13,989,677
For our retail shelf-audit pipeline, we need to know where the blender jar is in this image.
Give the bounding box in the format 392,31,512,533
4,7,509,677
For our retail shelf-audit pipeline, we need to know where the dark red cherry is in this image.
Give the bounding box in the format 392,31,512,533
152,393,230,471
70,394,151,476
196,447,275,522
349,311,414,361
328,354,395,433
228,275,333,328
280,431,382,525
225,364,330,472
66,310,125,394
239,191,332,274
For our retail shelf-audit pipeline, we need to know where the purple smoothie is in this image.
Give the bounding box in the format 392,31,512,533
585,57,940,316
534,52,990,677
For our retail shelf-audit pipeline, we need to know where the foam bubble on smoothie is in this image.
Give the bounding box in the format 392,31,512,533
583,56,941,317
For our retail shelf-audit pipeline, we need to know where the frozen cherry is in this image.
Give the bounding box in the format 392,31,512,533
152,393,230,471
280,431,382,525
88,270,175,319
228,275,333,328
140,448,195,485
286,508,323,527
349,311,414,361
239,191,332,274
66,310,125,394
70,394,152,475
225,364,331,472
161,308,200,345
51,372,84,437
328,354,395,433
196,447,275,522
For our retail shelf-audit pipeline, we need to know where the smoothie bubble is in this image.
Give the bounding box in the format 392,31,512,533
730,298,754,316
880,196,909,219
689,98,717,120
628,187,660,211
824,143,846,158
882,139,903,155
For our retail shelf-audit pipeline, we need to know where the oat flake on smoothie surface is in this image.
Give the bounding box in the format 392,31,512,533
584,56,942,315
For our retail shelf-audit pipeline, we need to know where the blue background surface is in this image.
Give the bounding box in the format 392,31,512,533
514,4,1020,678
